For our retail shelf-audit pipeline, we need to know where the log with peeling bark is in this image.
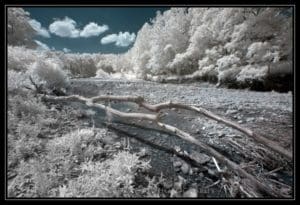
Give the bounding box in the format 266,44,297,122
41,94,285,197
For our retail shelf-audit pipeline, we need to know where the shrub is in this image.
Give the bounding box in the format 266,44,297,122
7,70,31,92
29,58,69,91
58,151,151,197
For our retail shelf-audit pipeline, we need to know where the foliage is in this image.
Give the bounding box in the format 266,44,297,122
29,58,70,91
7,8,37,48
125,7,292,87
58,151,151,197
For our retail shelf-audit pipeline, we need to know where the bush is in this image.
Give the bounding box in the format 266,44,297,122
58,151,151,197
29,58,69,91
7,70,32,92
7,46,40,71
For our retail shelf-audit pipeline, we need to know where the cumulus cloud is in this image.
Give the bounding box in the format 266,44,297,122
49,17,109,38
29,19,50,38
80,22,109,37
49,17,80,38
63,48,71,53
101,32,136,47
35,40,50,51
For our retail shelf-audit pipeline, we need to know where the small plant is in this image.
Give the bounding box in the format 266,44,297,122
57,151,151,197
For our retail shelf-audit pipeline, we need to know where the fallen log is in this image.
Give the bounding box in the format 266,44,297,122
88,95,292,160
42,94,284,197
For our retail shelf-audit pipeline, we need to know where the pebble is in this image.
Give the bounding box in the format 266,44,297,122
190,151,210,164
102,135,115,145
174,146,181,153
246,117,255,122
181,162,190,174
173,161,182,168
238,120,243,124
199,172,204,178
207,169,217,177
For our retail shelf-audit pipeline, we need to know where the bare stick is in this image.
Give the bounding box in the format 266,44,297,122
264,167,283,176
42,95,158,121
212,157,222,172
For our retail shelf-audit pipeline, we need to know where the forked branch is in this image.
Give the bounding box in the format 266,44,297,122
42,94,284,197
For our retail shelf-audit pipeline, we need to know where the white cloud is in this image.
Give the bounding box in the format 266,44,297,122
80,22,109,37
49,17,80,38
49,17,109,38
29,19,50,38
101,34,118,44
63,48,71,53
35,40,50,51
101,32,136,47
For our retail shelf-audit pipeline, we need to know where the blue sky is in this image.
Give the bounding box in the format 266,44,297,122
24,7,169,54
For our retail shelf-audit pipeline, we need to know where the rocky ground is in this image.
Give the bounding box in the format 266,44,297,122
64,78,293,198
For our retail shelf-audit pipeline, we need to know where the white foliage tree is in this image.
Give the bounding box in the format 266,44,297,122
7,8,37,48
126,7,292,88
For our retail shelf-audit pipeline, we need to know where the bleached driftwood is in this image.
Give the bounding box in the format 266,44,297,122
42,94,284,197
84,95,291,160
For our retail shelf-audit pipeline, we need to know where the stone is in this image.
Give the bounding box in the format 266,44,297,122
246,117,255,122
190,151,210,164
192,167,199,173
183,188,198,198
181,162,190,174
174,146,181,153
102,135,115,145
207,169,217,177
199,172,204,178
173,161,182,168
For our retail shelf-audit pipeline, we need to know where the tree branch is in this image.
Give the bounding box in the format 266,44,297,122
82,94,292,160
42,94,284,197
